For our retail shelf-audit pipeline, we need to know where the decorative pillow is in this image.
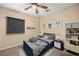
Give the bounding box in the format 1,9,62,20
48,35,55,40
43,33,48,36
43,35,49,40
38,35,43,38
29,37,37,43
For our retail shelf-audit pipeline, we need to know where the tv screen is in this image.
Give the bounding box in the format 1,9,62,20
6,17,25,34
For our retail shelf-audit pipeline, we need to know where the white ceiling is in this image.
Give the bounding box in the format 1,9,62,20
0,3,76,18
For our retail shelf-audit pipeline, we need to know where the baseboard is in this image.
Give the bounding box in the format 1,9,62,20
67,50,79,56
0,43,22,51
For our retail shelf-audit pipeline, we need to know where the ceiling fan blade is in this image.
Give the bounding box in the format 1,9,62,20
38,5,48,9
30,3,37,5
24,6,32,10
35,8,38,14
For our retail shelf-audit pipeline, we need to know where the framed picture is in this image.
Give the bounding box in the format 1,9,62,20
48,23,52,28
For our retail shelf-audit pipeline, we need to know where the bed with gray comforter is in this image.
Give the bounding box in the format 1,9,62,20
23,33,55,56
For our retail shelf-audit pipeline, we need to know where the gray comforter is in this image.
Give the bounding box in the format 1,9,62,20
25,35,54,56
26,39,48,56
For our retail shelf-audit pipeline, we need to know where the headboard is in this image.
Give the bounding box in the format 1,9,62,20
43,33,55,39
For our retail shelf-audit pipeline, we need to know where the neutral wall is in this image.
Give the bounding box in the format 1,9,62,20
40,4,79,39
40,4,79,53
0,6,40,50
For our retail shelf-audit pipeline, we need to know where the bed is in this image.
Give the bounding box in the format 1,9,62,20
23,33,55,56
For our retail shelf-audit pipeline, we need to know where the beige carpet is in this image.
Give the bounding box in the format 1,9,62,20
0,46,19,56
49,48,73,56
0,46,74,56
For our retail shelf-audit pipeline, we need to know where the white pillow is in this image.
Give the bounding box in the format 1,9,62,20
43,35,49,40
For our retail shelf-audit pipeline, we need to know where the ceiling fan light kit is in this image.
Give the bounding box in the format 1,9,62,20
24,3,49,14
32,5,37,9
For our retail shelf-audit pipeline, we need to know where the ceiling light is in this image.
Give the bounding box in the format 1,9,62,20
32,5,37,9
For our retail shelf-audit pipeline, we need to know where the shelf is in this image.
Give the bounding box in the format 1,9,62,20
66,33,79,34
66,34,79,36
65,23,79,46
65,22,79,28
66,38,79,41
66,39,79,46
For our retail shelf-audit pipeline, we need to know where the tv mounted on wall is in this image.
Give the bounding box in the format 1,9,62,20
6,16,25,34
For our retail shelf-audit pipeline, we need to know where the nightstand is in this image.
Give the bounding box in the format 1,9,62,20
54,40,64,50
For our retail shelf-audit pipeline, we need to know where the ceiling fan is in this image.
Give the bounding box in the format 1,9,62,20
24,3,49,14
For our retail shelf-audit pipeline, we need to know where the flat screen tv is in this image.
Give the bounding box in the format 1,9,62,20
6,16,25,34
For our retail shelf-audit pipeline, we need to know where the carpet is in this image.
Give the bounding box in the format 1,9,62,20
18,46,73,56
